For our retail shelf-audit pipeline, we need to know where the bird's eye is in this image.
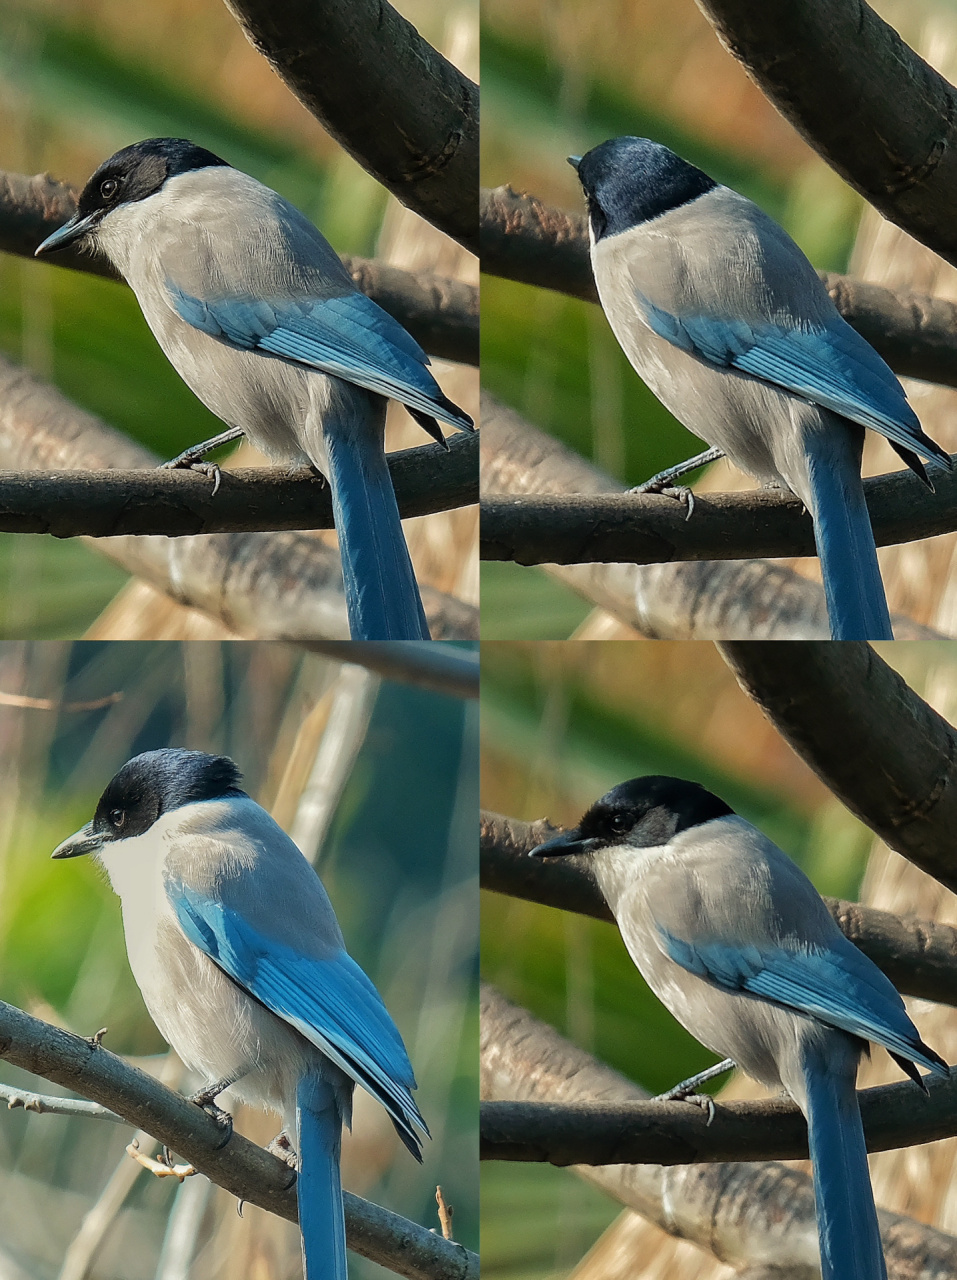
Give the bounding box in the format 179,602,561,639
109,808,125,829
100,178,119,201
609,813,630,833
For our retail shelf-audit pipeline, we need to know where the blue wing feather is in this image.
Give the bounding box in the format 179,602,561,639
660,928,947,1076
167,283,473,434
640,297,950,469
171,882,428,1155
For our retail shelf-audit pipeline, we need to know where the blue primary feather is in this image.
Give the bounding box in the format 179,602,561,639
323,428,430,640
168,284,473,433
170,882,429,1158
640,297,951,469
802,1046,887,1280
297,1073,348,1280
659,929,948,1078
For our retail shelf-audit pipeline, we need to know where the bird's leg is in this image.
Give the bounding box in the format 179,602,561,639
267,1131,299,1169
653,1058,735,1126
627,446,725,519
159,427,246,496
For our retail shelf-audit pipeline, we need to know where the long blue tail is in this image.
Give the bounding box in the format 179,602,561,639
803,433,893,640
803,1054,886,1280
325,430,430,640
297,1074,347,1280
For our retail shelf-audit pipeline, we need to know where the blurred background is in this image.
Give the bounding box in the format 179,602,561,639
480,639,957,1278
480,0,957,638
0,0,478,638
0,639,478,1278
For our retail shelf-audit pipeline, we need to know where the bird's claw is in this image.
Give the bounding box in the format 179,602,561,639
653,1086,716,1126
628,481,695,520
267,1132,299,1169
188,1085,234,1140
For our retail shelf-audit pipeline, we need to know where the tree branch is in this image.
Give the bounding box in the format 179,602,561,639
1,171,477,367
0,435,476,538
695,0,957,269
480,984,957,1274
480,811,957,1007
0,1000,478,1280
719,642,957,894
480,463,957,567
0,1081,122,1121
480,186,957,388
221,0,478,251
0,354,477,640
305,641,478,700
481,1066,957,1165
480,393,942,639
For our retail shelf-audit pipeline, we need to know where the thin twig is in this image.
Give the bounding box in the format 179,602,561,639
0,691,122,712
435,1187,453,1241
306,642,479,700
0,1082,122,1121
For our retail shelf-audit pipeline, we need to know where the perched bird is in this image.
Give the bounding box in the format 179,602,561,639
52,748,427,1280
570,137,952,640
530,774,949,1280
36,138,474,641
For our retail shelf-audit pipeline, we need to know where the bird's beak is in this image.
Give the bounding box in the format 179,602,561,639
35,212,96,256
528,827,594,858
51,821,101,859
567,156,582,172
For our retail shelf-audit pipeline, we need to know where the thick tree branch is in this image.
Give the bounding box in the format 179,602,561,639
0,434,476,538
480,393,941,639
306,641,478,700
480,187,957,388
719,642,957,894
481,1067,957,1165
480,464,957,566
220,0,478,251
0,1000,477,1280
696,0,957,269
480,811,957,1007
1,171,477,366
0,354,477,640
481,984,957,1274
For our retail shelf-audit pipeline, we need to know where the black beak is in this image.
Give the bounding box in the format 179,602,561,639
51,821,101,859
567,155,582,172
35,212,97,256
528,828,594,858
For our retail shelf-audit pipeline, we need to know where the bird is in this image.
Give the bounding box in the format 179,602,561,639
569,137,952,641
35,137,474,642
529,774,949,1280
51,748,428,1280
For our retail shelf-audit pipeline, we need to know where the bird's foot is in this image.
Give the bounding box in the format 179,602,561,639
267,1132,299,1169
654,1089,716,1126
188,1080,235,1140
628,481,696,520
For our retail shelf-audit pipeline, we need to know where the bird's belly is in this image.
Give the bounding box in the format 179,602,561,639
602,306,805,489
141,916,316,1113
136,297,315,466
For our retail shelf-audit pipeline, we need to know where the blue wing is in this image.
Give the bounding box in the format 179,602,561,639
168,284,473,435
170,881,429,1157
659,927,947,1077
640,296,950,470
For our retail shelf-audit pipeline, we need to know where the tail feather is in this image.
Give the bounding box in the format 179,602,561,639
325,431,431,640
804,1056,886,1280
297,1074,347,1280
804,436,893,640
